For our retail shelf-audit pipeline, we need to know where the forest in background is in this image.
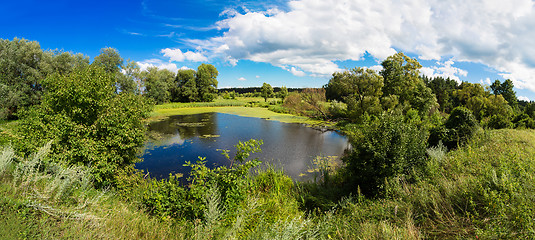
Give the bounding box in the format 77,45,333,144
2,37,535,239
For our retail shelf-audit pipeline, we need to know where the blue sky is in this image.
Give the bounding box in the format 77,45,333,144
2,0,535,100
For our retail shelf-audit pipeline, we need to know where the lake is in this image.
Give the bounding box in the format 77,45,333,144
137,112,350,180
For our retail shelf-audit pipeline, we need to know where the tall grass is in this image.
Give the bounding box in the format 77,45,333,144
0,145,14,175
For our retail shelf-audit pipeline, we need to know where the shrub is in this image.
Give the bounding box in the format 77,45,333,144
343,113,429,196
512,113,535,129
486,114,513,129
327,100,347,119
16,66,152,187
142,139,263,221
443,107,478,148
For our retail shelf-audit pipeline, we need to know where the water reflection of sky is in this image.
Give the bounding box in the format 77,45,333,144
137,112,349,180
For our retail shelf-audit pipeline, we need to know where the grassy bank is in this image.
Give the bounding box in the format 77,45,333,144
150,97,332,127
1,129,534,239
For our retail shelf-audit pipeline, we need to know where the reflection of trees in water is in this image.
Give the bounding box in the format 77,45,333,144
146,112,218,146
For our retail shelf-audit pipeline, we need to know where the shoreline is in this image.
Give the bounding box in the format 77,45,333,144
147,106,336,129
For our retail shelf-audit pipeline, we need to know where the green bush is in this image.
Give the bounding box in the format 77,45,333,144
486,114,513,129
142,139,263,221
512,113,535,129
267,105,288,114
443,106,479,148
16,66,152,187
343,113,429,196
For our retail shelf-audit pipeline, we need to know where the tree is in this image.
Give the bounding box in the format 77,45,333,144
17,66,152,186
92,47,124,74
300,88,328,119
452,82,513,120
196,64,218,102
261,82,274,102
116,60,141,94
424,76,458,113
278,86,289,100
141,67,176,104
381,52,421,100
173,69,198,102
444,107,479,148
380,52,437,114
0,38,45,119
325,67,384,120
491,79,517,107
40,50,90,76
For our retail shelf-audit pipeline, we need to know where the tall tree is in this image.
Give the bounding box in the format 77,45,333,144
40,50,90,76
92,47,124,74
116,60,141,94
380,52,437,114
196,64,218,102
0,38,45,119
173,69,198,102
491,79,518,107
424,76,458,113
278,86,289,100
380,52,421,100
141,67,175,104
261,82,274,102
325,67,384,120
301,88,328,119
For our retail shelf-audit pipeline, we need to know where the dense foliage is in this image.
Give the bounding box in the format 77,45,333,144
0,38,90,119
143,140,263,221
323,53,437,122
343,114,429,196
261,82,273,102
17,66,151,186
173,64,219,102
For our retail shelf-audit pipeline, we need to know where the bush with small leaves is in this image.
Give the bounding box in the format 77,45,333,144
443,107,479,148
142,139,263,221
343,113,429,196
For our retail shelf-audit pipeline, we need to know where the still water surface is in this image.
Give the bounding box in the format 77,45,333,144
137,112,349,180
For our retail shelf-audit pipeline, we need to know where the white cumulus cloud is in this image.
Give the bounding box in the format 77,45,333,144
289,67,307,77
137,59,179,73
190,0,535,93
518,96,530,101
238,77,247,81
161,48,208,62
420,59,468,83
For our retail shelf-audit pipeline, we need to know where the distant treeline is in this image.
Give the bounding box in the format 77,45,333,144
218,87,302,94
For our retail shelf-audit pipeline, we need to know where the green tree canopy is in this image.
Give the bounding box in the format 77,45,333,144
116,60,141,94
40,50,90,76
325,67,384,120
261,82,274,102
196,64,218,102
491,79,517,107
91,47,124,74
173,69,198,102
380,52,437,114
424,76,458,113
0,38,46,119
141,67,176,104
277,86,289,100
